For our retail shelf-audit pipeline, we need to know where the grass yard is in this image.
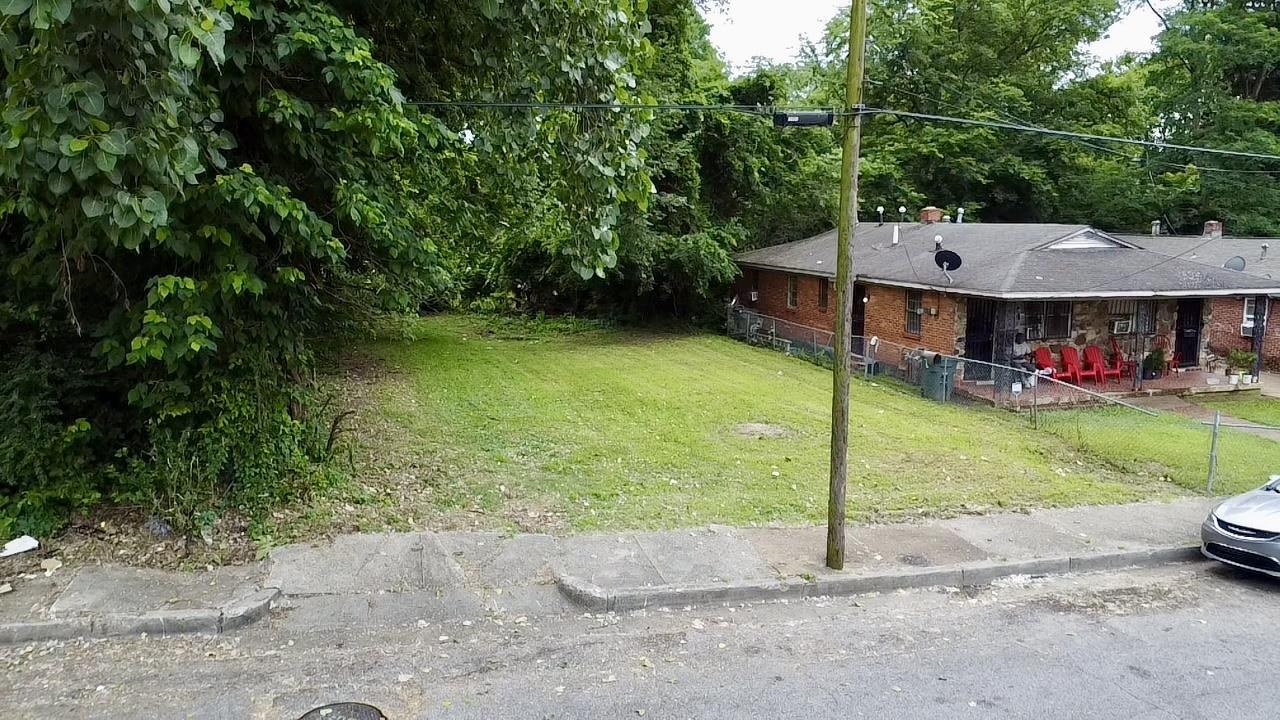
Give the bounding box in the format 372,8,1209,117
1033,405,1276,496
1196,395,1280,429
323,314,1265,536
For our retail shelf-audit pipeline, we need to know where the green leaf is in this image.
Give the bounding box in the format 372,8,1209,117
479,0,499,19
81,196,106,218
47,173,69,195
0,0,32,16
98,129,127,156
49,0,67,21
94,151,117,173
178,43,200,68
77,91,105,117
67,137,89,154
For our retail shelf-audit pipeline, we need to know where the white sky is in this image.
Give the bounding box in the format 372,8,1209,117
705,0,1179,73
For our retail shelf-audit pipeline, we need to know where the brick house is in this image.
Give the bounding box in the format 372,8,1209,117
1119,223,1280,370
734,208,1280,377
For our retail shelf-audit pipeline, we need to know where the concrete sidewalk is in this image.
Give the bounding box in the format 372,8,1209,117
1,498,1216,642
1131,394,1280,441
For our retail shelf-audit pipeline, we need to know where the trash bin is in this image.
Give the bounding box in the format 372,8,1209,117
921,356,958,402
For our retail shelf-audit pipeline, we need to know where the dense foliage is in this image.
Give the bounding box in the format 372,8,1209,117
0,0,650,535
3,0,1280,536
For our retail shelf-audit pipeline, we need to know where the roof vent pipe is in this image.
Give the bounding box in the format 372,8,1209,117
1204,220,1223,239
1151,220,1161,236
1263,243,1270,260
891,224,900,246
934,234,943,251
956,207,965,224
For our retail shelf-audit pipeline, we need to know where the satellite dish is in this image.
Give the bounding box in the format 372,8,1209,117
1224,256,1247,272
934,250,963,271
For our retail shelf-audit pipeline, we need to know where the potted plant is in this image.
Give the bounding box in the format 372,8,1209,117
1142,348,1165,380
1227,349,1258,384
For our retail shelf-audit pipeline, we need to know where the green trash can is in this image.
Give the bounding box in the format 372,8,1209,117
921,356,959,402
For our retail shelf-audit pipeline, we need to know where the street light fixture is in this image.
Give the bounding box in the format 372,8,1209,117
772,111,836,128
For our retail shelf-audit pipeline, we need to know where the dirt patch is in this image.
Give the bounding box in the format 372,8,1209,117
732,422,792,439
1032,583,1199,616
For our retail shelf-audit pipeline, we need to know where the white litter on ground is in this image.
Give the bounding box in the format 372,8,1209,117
1,535,38,557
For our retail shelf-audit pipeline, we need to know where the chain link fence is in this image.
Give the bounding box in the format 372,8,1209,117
727,306,1280,498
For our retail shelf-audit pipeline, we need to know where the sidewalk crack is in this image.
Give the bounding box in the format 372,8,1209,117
635,537,670,585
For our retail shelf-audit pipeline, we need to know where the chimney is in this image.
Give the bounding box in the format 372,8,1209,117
919,206,943,224
1150,220,1161,236
1203,220,1223,239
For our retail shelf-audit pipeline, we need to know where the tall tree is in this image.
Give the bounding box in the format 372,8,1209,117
1145,0,1280,235
0,0,652,533
800,0,1123,220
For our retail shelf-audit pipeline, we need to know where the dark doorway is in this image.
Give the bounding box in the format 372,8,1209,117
1175,299,1203,367
851,282,866,355
965,298,997,381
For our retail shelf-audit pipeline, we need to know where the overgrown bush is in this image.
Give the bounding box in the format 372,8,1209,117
0,348,102,537
0,0,652,536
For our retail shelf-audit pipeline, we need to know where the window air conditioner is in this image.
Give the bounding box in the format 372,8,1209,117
1241,323,1255,337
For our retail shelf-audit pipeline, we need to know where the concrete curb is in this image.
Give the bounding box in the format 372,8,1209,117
0,587,281,645
556,545,1204,612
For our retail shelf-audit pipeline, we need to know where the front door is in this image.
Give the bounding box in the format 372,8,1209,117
965,298,997,381
1175,299,1203,367
849,283,870,356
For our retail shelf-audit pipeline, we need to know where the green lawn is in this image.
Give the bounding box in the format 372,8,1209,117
332,315,1262,534
1033,405,1276,496
1196,395,1280,428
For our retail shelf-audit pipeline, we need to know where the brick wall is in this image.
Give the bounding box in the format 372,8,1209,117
735,268,834,332
862,284,960,354
1206,297,1280,370
734,270,963,355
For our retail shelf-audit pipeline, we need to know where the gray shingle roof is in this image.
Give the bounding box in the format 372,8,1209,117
1117,233,1280,282
736,223,1280,298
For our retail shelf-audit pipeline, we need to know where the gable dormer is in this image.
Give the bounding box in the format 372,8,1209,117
1037,228,1136,251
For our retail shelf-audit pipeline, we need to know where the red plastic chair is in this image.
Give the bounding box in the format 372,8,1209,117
1057,346,1085,385
1108,337,1137,378
1032,347,1057,376
1084,345,1121,384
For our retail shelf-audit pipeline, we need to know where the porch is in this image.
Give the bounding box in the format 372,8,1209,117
954,368,1263,408
960,297,1212,382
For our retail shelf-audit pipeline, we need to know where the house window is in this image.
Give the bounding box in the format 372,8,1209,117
786,275,798,309
1108,299,1155,335
750,269,760,294
818,279,829,311
1025,301,1072,340
905,290,923,335
1243,297,1268,336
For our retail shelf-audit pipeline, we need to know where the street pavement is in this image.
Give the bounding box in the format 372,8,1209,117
2,562,1278,719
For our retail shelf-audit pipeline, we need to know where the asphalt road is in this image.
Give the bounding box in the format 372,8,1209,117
3,562,1278,719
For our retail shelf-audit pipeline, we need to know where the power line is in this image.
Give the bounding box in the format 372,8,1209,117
860,108,1280,162
408,98,1280,164
406,100,831,115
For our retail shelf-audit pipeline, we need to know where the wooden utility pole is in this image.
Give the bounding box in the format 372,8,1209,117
826,0,869,570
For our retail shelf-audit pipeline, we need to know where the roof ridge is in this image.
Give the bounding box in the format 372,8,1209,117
999,251,1030,293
